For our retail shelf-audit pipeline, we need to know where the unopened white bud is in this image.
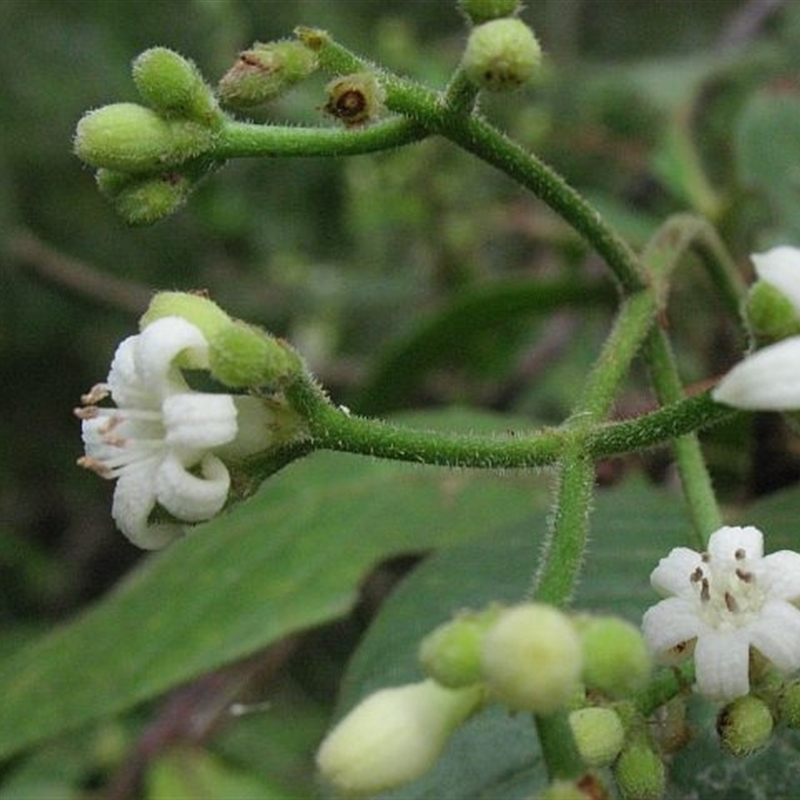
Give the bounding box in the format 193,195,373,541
481,603,582,713
316,680,481,797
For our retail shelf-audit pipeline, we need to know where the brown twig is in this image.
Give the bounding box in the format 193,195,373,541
8,229,152,315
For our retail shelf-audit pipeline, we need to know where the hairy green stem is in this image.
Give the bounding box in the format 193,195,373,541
214,117,426,159
298,27,647,293
643,213,747,317
285,375,732,470
533,291,659,606
646,329,722,547
640,215,740,546
635,662,695,716
535,711,586,781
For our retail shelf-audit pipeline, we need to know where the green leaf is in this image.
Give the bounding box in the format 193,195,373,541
356,280,615,414
0,410,548,762
147,747,289,800
736,90,800,243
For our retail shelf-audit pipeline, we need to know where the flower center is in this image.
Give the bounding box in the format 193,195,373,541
75,384,167,479
690,547,766,630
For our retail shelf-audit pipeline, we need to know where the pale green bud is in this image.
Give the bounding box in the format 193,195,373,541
96,169,192,227
316,680,481,798
323,72,385,128
419,606,502,689
569,707,625,767
613,744,665,800
140,291,233,350
74,103,216,173
217,40,318,108
717,695,773,757
536,778,597,800
459,0,522,24
209,322,302,388
133,47,221,125
745,281,800,342
481,603,582,714
463,18,541,92
576,616,651,697
780,679,800,727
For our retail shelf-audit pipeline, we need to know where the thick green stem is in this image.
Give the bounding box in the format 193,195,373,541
575,291,657,420
535,711,586,781
534,449,595,604
214,117,426,159
442,66,480,115
643,213,747,318
640,215,740,546
284,375,732,470
533,291,660,606
646,329,722,547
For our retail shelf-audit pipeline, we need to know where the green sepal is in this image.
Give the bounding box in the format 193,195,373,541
132,47,222,126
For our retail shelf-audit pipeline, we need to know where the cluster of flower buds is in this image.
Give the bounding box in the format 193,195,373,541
74,48,224,225
316,601,652,798
76,291,305,548
458,0,542,93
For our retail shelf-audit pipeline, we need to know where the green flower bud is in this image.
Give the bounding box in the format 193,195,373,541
613,744,665,800
717,695,774,757
459,0,522,24
536,778,597,800
419,606,502,689
209,322,302,388
132,47,221,125
316,680,481,798
745,281,800,342
780,679,800,727
576,616,651,697
463,18,542,92
323,72,385,128
569,707,625,768
217,40,318,108
96,169,192,226
481,603,582,714
74,103,216,173
140,291,233,353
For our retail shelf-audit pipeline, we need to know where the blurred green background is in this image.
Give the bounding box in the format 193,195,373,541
2,0,800,796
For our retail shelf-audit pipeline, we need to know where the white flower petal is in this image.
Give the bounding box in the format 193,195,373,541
107,335,153,409
111,465,181,549
752,247,800,315
642,597,701,659
749,600,800,672
650,547,702,597
693,629,750,701
707,526,763,564
162,393,238,450
759,550,800,601
712,337,800,410
135,317,209,394
156,452,230,522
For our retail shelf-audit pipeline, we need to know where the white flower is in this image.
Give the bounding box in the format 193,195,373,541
642,526,800,701
76,316,238,549
713,246,800,409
